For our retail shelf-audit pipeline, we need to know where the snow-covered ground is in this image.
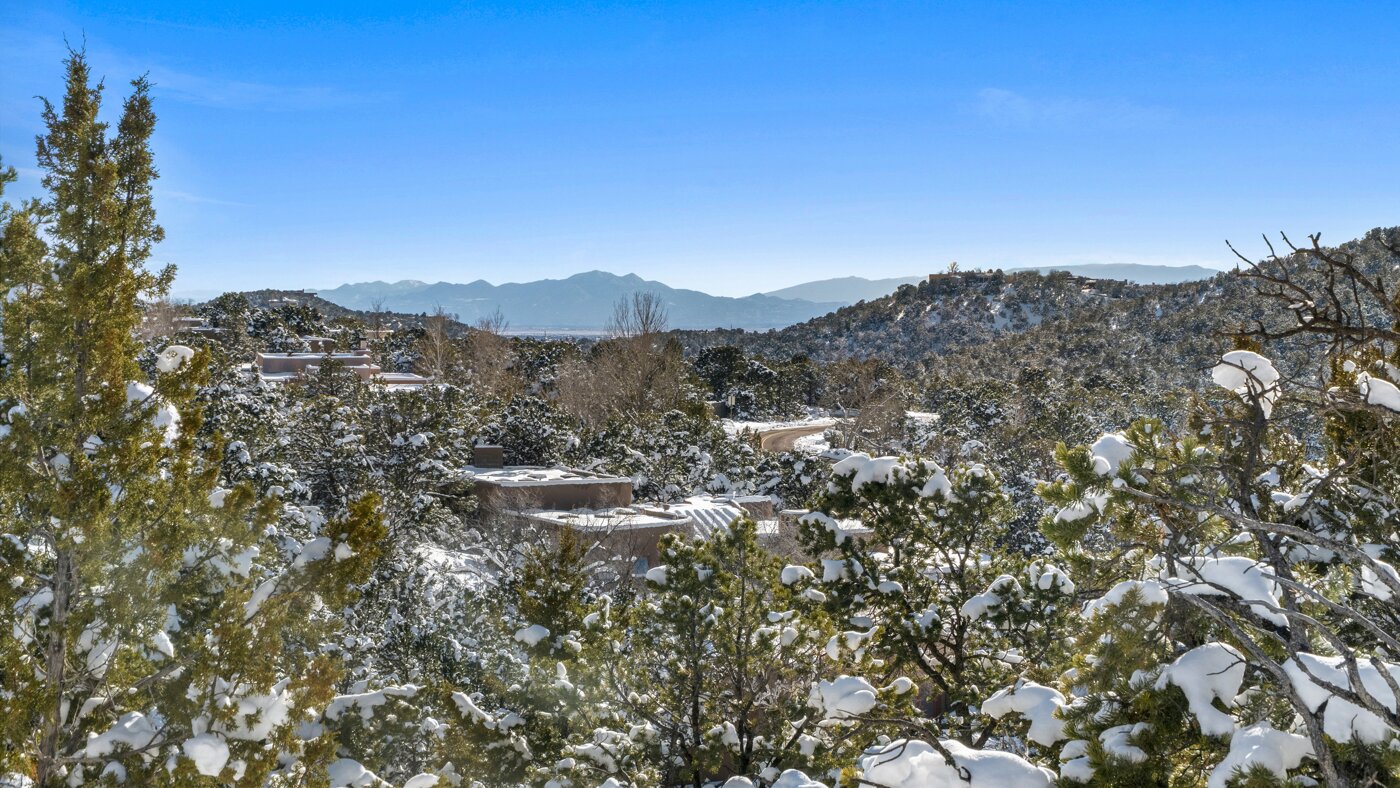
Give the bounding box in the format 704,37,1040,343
720,414,837,437
791,431,832,454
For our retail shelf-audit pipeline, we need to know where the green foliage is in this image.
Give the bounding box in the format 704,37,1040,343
0,51,384,784
794,456,1076,747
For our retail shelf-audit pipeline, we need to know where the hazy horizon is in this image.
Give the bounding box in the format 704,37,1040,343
161,262,1221,304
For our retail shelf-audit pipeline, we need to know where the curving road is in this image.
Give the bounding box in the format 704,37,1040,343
757,423,832,453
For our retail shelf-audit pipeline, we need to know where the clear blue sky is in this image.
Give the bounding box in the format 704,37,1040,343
3,1,1397,298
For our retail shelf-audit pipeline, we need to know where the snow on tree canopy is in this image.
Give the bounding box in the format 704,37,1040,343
780,564,815,585
1163,556,1287,627
125,380,181,445
1058,740,1093,782
809,675,878,721
820,557,862,583
1360,545,1400,601
327,758,387,787
918,462,953,499
1029,561,1075,595
1153,643,1246,736
770,770,829,788
207,487,230,509
1099,723,1150,763
981,680,1068,745
1357,372,1400,412
830,453,906,491
1089,432,1134,476
325,685,420,721
513,624,551,647
155,344,194,373
960,574,1020,621
800,511,853,545
1053,498,1101,524
213,682,293,741
84,712,159,757
181,733,230,777
859,739,1054,787
1211,350,1281,417
828,453,950,497
1081,579,1169,618
1283,653,1400,744
721,771,829,788
292,536,334,568
1207,722,1313,788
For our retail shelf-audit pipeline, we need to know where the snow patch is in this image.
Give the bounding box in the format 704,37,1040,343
982,680,1068,745
1212,350,1281,417
859,739,1053,787
1153,643,1245,736
1208,723,1312,788
810,675,878,721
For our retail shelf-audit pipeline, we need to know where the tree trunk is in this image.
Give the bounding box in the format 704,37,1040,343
36,549,72,785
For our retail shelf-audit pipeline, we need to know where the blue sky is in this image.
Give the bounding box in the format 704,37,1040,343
2,1,1397,297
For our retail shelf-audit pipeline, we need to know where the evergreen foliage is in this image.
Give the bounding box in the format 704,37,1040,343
0,52,383,784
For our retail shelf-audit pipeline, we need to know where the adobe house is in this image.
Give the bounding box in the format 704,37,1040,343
463,462,687,572
255,350,431,390
255,350,375,380
468,466,635,512
514,507,693,570
460,454,792,572
372,372,432,390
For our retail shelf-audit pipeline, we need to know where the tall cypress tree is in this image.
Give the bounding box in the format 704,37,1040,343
0,51,383,784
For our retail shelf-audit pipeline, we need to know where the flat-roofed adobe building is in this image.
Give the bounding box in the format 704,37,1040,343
466,465,636,512
255,350,376,382
462,461,792,570
254,350,431,390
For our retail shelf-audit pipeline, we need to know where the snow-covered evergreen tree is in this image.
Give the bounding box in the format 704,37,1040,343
1041,231,1400,785
789,453,1077,756
0,52,383,784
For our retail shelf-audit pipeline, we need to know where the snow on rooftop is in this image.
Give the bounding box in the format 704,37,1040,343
520,507,689,531
463,465,629,486
256,351,370,360
651,496,747,534
637,494,782,537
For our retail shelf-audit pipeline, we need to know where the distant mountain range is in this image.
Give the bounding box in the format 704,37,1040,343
316,272,843,331
310,264,1220,332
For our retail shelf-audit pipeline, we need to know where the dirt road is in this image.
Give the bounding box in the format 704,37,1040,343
757,423,831,453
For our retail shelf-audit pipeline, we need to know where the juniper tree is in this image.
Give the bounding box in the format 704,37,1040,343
440,528,612,785
789,454,1077,758
0,52,383,784
1040,231,1400,785
582,519,895,787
